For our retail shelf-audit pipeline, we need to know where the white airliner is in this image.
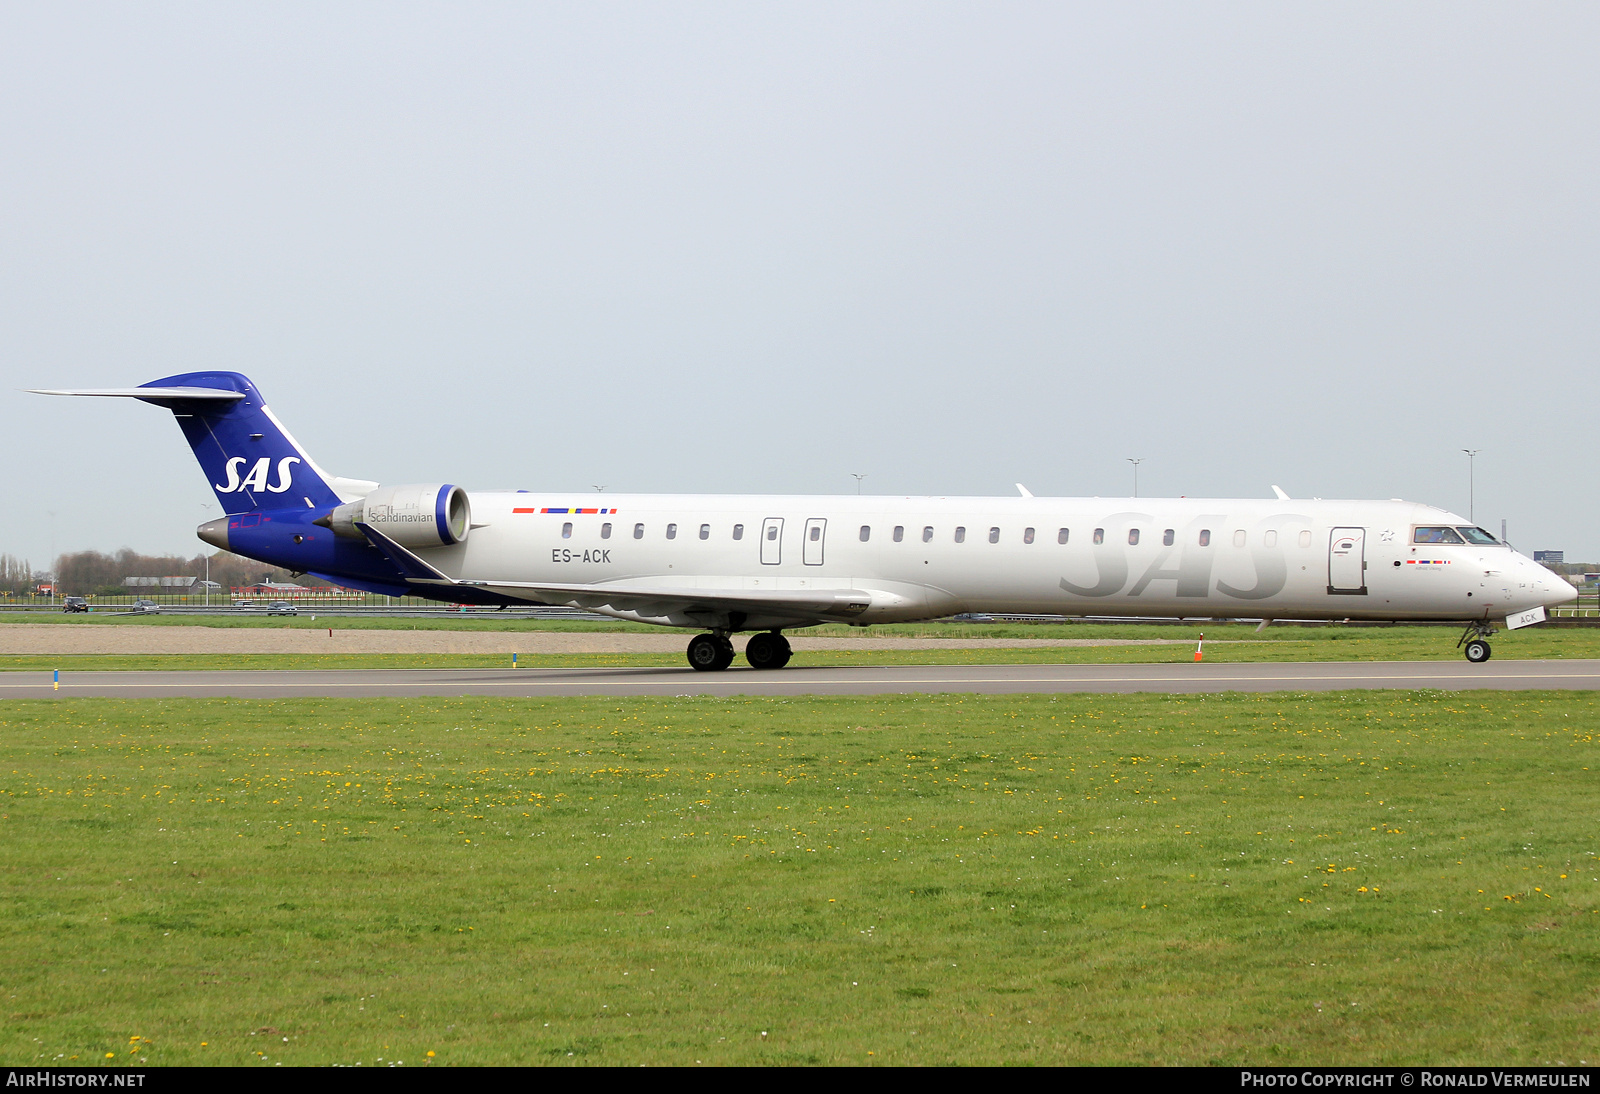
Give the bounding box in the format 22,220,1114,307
34,373,1573,669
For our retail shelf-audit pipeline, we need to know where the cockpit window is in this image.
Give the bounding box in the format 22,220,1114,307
1456,526,1499,545
1413,526,1465,545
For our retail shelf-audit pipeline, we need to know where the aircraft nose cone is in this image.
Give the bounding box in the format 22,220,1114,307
197,516,229,551
1541,578,1577,609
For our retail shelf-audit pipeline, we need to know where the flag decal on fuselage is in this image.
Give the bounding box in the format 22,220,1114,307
511,507,618,515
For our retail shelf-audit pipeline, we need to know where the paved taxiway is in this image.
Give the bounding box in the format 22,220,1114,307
5,660,1599,698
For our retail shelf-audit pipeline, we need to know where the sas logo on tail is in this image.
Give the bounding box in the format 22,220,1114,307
214,456,300,494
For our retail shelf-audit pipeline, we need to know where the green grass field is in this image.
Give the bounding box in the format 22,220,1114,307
4,622,1599,673
6,612,1597,644
2,692,1596,1066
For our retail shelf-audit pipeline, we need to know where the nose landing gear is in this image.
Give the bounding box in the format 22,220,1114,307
1457,621,1495,664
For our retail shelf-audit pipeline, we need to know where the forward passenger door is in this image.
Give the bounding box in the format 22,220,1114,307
803,518,827,566
1328,527,1367,595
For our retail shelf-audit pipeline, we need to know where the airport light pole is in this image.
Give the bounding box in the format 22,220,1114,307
1127,459,1144,498
47,510,56,605
200,503,212,606
851,474,866,495
1461,449,1480,522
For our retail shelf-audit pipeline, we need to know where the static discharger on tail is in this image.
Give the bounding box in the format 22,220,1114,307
32,373,1573,670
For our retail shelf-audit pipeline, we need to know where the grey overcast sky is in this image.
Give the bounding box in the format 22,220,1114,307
3,2,1597,569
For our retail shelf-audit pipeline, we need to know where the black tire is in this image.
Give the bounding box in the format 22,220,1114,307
687,633,727,671
1464,639,1491,664
688,634,736,672
745,632,786,669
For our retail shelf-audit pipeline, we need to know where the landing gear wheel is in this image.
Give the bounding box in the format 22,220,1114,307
1464,639,1491,664
687,633,735,672
745,631,792,670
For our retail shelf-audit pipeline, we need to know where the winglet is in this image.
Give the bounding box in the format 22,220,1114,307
1271,485,1290,501
1015,483,1034,498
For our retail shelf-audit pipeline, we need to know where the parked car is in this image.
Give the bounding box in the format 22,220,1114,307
133,599,161,614
61,596,89,613
266,601,298,616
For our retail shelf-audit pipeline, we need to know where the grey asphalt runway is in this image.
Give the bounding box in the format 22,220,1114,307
5,659,1600,698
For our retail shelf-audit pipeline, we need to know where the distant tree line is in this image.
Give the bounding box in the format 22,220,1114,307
0,554,38,596
52,549,337,597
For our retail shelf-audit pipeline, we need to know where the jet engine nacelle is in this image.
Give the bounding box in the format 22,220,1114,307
323,484,471,548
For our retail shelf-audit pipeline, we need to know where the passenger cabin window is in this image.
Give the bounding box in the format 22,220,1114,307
922,526,934,543
1264,530,1278,548
1233,530,1246,548
1023,527,1035,544
562,522,573,539
699,524,710,540
1162,528,1174,546
767,525,778,541
601,523,612,540
954,526,966,543
666,523,677,540
732,524,744,540
1127,528,1140,546
988,527,1000,543
859,525,870,542
633,523,644,539
1298,530,1312,548
1057,528,1069,544
1458,526,1498,545
893,526,904,542
1413,526,1465,545
1198,529,1211,547
809,526,821,541
1093,528,1104,545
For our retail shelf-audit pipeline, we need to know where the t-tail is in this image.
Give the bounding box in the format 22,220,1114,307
30,372,365,516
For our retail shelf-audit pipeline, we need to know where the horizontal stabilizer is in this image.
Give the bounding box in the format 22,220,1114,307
29,386,246,401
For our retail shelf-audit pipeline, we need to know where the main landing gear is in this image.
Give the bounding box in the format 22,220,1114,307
1457,621,1495,664
686,633,735,672
743,631,792,670
685,631,792,672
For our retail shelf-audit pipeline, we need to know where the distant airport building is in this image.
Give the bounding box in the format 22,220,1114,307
122,576,198,588
1534,551,1564,566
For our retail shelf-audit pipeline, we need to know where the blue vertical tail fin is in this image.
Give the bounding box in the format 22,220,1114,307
142,372,346,514
33,372,350,515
